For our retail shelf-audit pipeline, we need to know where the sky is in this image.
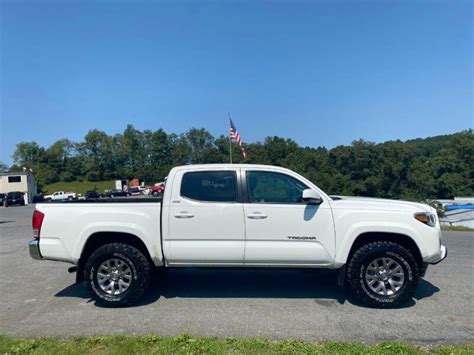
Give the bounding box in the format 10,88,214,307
1,0,472,164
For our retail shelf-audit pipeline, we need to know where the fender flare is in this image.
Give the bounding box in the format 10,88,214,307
73,223,163,266
335,222,425,265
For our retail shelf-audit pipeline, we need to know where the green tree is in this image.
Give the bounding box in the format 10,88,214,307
9,127,473,200
0,161,8,173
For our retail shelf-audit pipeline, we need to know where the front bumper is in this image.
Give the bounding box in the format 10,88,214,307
424,245,448,265
29,240,43,260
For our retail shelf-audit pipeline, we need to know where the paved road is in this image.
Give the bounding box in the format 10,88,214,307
1,205,473,343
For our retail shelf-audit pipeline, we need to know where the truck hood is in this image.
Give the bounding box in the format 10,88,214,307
330,195,433,213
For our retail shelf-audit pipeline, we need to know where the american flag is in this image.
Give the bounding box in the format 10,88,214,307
229,117,248,159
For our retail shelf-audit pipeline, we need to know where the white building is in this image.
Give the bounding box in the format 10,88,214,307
441,210,474,229
436,196,474,229
454,196,474,203
0,172,38,205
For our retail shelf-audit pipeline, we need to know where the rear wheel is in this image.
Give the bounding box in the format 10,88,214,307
84,243,151,307
346,241,419,308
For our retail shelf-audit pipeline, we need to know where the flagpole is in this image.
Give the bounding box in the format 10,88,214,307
228,113,233,164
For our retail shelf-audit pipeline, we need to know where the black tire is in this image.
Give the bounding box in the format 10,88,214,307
84,243,151,307
346,241,419,308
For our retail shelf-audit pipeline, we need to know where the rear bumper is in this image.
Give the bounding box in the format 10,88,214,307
29,240,43,260
424,245,447,265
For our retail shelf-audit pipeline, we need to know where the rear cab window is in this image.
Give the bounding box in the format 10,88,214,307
181,171,237,202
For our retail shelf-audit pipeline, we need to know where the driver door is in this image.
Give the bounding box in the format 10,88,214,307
243,170,335,265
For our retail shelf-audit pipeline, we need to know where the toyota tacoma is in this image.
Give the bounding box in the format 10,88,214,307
29,164,447,307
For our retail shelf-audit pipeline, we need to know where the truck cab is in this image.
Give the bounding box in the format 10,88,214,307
162,165,335,266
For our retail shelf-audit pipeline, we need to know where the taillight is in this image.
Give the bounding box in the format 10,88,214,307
32,209,45,240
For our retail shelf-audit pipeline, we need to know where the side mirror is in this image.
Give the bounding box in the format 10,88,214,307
302,189,323,205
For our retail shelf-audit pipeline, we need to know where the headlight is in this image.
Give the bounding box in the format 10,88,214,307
414,212,437,227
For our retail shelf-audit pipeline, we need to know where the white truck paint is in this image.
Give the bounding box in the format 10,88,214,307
29,164,447,307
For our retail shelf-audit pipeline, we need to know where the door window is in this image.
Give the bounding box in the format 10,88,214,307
181,171,237,202
247,171,308,204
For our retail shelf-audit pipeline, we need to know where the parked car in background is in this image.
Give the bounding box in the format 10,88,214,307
105,189,129,198
0,193,6,206
85,190,102,199
44,191,77,201
5,191,25,207
128,187,142,196
32,194,45,203
148,183,165,197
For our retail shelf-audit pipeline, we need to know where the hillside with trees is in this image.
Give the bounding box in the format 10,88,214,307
5,126,473,200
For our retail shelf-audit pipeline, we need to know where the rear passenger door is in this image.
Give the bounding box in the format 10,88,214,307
166,170,246,265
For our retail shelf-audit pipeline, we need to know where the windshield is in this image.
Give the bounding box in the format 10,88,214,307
8,192,22,198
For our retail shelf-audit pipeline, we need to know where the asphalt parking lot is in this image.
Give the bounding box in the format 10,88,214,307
1,205,473,343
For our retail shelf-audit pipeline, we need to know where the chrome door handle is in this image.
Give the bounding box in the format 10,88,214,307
247,212,267,219
174,212,194,219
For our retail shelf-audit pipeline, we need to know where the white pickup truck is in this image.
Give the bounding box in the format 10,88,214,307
44,191,77,201
29,164,446,308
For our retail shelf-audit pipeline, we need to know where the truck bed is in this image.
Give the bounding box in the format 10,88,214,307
35,200,163,266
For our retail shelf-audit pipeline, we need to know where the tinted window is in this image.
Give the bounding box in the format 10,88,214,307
181,171,237,202
247,171,308,204
8,176,21,183
7,192,22,198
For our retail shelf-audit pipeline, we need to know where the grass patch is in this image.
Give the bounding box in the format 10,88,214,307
0,334,472,354
42,180,116,195
440,225,474,232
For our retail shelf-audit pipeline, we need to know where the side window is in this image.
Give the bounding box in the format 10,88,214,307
8,176,21,183
247,171,308,204
181,171,237,202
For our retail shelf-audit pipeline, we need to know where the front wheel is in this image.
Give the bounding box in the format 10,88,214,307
346,241,419,308
84,243,151,307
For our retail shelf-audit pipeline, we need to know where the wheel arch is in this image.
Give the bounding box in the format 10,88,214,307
76,232,154,283
346,232,423,270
